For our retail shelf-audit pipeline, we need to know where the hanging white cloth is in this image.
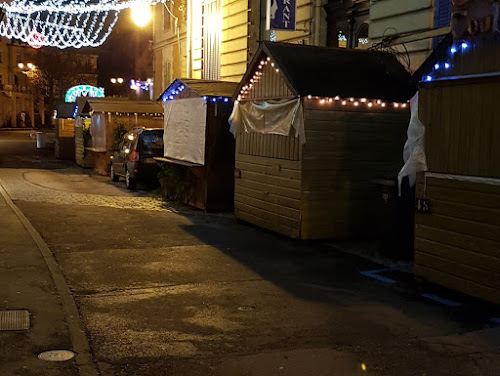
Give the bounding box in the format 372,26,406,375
397,93,428,195
229,98,306,144
89,113,106,152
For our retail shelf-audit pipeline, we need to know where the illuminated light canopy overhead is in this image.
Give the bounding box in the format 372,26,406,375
65,85,105,103
0,0,169,49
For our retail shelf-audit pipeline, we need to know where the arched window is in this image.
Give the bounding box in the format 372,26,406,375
355,22,369,48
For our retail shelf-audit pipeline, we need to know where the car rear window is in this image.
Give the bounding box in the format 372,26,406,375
140,130,164,157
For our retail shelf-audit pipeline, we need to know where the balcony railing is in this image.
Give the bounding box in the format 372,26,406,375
0,84,33,94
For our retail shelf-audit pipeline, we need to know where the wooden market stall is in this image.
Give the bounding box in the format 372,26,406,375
54,102,76,159
414,35,500,304
76,98,163,174
157,78,237,212
230,42,415,239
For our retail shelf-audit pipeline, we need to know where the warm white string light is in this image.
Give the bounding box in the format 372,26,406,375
238,56,409,109
0,0,169,49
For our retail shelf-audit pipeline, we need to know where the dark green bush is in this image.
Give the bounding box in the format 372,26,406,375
157,162,188,202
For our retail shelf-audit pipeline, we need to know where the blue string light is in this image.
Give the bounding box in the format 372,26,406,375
161,81,231,103
422,40,473,83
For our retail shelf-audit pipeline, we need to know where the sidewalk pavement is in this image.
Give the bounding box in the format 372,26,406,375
0,184,89,376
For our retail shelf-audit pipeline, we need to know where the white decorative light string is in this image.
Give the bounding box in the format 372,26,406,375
0,0,169,49
237,56,409,109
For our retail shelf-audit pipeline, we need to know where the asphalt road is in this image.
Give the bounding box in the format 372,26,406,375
1,130,499,376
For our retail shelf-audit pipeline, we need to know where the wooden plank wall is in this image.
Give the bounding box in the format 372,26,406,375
414,173,500,304
301,101,409,239
244,59,295,100
235,132,302,238
419,77,500,179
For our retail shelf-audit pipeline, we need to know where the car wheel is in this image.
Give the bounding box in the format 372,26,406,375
125,170,136,190
110,164,119,182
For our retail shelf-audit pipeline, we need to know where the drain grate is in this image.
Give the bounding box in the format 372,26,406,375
0,310,30,331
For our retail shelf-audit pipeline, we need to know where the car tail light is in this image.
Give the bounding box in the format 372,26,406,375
131,149,139,162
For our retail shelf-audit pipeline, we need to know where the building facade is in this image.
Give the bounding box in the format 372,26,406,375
152,0,452,98
368,0,451,73
0,39,36,127
152,0,335,98
0,37,99,128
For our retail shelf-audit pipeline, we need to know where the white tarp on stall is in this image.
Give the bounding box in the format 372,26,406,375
89,113,106,152
163,98,207,165
228,98,305,143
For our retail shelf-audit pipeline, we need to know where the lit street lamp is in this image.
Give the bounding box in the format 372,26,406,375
131,2,152,27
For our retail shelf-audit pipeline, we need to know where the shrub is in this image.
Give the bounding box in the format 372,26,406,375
157,163,188,202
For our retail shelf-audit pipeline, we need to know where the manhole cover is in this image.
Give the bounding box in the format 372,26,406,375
0,310,30,331
38,350,75,362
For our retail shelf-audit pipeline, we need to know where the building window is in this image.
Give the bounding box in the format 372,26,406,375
0,52,2,64
16,51,21,64
338,30,347,48
14,74,18,85
433,0,451,47
202,0,222,80
434,0,451,29
355,23,369,48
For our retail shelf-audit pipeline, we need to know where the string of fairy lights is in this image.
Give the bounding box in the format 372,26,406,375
423,41,469,82
237,56,409,109
0,0,168,49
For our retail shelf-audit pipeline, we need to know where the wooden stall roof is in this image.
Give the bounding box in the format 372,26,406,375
417,34,500,86
55,102,77,119
76,98,163,116
235,42,416,102
158,78,239,101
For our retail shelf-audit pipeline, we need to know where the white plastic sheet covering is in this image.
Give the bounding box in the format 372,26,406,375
398,93,428,195
163,98,207,165
89,113,106,152
229,98,305,143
